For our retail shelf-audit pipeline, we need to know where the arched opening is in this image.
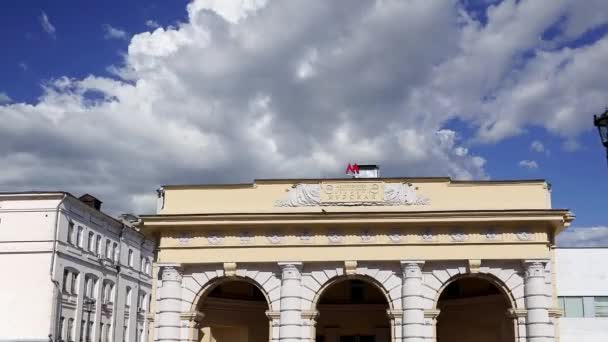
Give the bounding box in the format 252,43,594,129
315,278,391,342
436,277,515,342
197,279,269,342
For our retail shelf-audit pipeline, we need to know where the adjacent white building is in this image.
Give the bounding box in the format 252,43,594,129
556,247,608,342
0,192,154,342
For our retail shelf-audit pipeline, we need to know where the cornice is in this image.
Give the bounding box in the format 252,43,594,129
141,209,572,231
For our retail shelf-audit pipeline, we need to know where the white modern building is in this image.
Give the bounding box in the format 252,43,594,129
556,247,608,342
0,192,155,342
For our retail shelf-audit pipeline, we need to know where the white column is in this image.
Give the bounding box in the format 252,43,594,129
278,262,303,342
156,264,183,342
401,260,425,342
524,260,554,342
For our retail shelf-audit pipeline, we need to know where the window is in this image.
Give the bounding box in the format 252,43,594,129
80,320,85,342
145,259,151,275
85,275,98,299
63,270,70,292
67,222,75,245
67,318,75,342
559,297,584,317
110,283,115,303
59,317,65,341
105,239,111,259
86,321,93,342
138,292,145,310
77,226,84,248
88,232,95,252
99,323,104,342
102,280,115,304
595,297,608,317
126,287,132,307
71,272,79,295
128,249,133,267
113,243,118,262
95,236,102,256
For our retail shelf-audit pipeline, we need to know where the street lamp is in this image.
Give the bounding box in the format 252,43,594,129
594,108,608,161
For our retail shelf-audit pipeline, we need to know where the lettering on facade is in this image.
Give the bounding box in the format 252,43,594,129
320,182,383,203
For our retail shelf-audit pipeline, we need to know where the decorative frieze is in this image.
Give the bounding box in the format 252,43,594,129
178,227,543,247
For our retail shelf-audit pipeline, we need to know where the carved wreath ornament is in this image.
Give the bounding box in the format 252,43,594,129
275,182,429,207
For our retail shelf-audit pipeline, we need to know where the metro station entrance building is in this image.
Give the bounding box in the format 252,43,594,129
141,177,573,342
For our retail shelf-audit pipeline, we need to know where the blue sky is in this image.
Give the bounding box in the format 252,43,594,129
1,0,608,237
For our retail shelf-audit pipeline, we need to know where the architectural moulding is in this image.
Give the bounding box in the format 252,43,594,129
344,261,358,275
275,182,429,207
468,259,482,274
223,262,237,277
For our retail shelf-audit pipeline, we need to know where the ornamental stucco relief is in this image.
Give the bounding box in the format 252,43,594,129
449,231,468,242
274,182,429,207
327,231,344,243
421,229,435,242
239,231,253,244
207,233,223,245
388,229,403,243
267,231,282,244
516,231,534,241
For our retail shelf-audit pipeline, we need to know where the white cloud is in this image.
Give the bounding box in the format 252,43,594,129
145,20,160,29
18,62,28,71
39,11,56,38
519,160,539,169
1,0,607,214
557,226,608,247
530,140,545,153
103,24,128,40
0,92,12,104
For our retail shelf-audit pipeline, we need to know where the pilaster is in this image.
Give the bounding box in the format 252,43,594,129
401,260,426,342
523,259,554,342
278,262,303,342
156,263,183,342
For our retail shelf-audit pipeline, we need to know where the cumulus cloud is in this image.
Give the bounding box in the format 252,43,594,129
39,11,56,38
518,160,539,169
0,92,12,104
530,140,545,153
557,226,608,247
103,24,128,40
145,20,160,29
1,0,608,214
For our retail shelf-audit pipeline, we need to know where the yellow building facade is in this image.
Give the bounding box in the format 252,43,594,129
141,177,573,342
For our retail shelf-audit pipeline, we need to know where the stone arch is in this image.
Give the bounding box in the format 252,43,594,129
433,273,517,310
311,274,396,311
301,263,402,312
181,267,282,313
422,262,525,310
192,276,272,310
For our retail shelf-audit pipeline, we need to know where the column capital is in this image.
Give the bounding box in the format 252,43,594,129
400,260,425,276
278,262,303,276
522,259,550,266
265,310,281,321
522,259,549,278
180,311,204,323
158,263,183,281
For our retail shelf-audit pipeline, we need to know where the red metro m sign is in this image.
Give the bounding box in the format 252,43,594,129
345,163,360,175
